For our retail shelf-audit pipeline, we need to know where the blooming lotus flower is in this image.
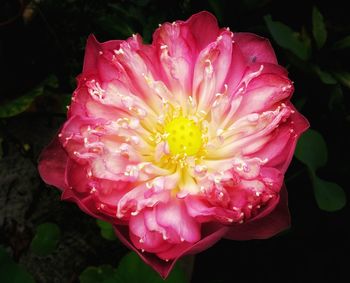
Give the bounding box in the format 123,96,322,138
38,11,309,278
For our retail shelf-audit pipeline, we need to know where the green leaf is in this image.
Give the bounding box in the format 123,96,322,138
0,85,44,118
328,85,344,111
332,35,350,50
295,130,346,211
264,15,310,60
79,265,116,283
115,252,189,283
312,6,327,49
312,175,346,211
332,71,350,89
0,246,36,283
30,222,61,256
295,129,327,170
0,246,11,265
312,65,337,85
96,220,117,241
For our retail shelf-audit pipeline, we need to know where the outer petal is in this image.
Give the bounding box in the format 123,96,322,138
65,159,90,193
233,32,277,64
82,34,101,75
224,185,290,240
187,11,220,52
38,136,68,191
114,222,229,279
83,34,123,78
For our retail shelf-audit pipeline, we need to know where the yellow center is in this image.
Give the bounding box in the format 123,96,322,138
165,117,202,156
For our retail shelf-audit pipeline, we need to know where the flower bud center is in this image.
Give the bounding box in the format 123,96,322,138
165,117,202,156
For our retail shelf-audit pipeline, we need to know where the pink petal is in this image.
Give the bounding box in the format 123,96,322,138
224,185,290,240
156,200,201,243
83,34,101,75
187,11,220,52
38,136,68,190
185,195,242,224
233,32,277,64
224,42,247,96
83,34,123,79
96,179,132,206
66,159,90,193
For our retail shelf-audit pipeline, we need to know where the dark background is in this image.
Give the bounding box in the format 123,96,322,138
0,0,349,282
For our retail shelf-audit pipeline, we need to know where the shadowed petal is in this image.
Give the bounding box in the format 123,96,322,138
38,136,68,191
224,185,290,240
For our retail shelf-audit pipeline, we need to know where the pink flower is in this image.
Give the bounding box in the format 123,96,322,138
38,11,309,278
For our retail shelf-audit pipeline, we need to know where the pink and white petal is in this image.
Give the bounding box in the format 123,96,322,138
38,136,68,191
254,109,309,173
143,209,168,237
185,196,218,222
153,21,194,98
233,32,277,64
95,179,132,206
185,196,243,224
156,200,201,243
233,73,293,118
193,31,233,112
101,79,159,121
224,185,290,240
59,115,105,162
207,106,292,159
117,184,171,219
111,36,163,106
129,212,172,253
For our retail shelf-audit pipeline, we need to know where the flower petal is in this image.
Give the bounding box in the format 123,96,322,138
38,136,68,190
129,211,172,253
233,32,277,64
156,200,201,243
224,185,290,240
193,30,233,111
114,222,228,279
187,11,220,52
